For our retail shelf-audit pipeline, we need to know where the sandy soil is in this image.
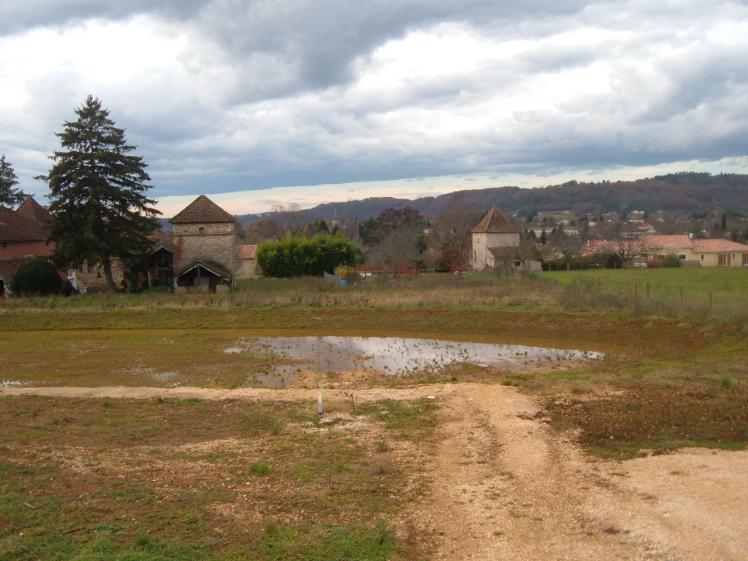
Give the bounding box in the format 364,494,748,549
2,382,746,560
406,384,748,561
0,383,455,403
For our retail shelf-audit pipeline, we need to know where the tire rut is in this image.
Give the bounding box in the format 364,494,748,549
415,384,674,561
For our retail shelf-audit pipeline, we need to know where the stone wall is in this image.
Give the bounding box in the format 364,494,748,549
236,258,256,279
74,258,126,292
471,232,520,271
172,222,236,274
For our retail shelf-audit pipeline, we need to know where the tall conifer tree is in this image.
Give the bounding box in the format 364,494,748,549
39,96,160,291
0,154,25,208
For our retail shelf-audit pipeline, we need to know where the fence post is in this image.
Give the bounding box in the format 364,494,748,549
708,289,712,312
680,286,684,305
646,282,650,300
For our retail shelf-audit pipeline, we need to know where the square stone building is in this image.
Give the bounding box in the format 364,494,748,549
470,206,521,271
171,195,256,291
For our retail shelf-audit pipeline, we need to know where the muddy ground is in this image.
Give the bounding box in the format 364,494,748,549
2,382,746,561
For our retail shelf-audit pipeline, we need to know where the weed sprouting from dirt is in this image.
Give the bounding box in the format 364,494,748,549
249,461,270,476
375,439,390,453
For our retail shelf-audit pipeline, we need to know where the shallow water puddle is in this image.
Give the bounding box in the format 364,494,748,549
227,336,603,379
0,380,32,388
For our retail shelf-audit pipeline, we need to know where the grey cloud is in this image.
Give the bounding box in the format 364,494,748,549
5,0,748,200
0,0,208,34
3,0,607,102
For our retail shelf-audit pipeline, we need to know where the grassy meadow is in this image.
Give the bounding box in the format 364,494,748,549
545,267,748,311
1,267,747,558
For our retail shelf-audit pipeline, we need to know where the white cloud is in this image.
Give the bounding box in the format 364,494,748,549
0,0,746,204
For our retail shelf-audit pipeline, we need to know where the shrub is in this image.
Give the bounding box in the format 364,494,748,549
662,254,682,268
257,234,361,277
10,257,63,296
334,264,359,283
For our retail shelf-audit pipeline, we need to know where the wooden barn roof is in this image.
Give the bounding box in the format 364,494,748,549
471,206,518,234
170,195,235,224
175,259,232,279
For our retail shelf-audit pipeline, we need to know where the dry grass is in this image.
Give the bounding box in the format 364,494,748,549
0,395,437,561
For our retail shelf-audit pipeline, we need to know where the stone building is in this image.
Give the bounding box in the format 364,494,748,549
69,258,127,292
171,195,257,291
470,206,521,272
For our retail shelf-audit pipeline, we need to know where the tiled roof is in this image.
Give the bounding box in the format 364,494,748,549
488,247,519,257
15,197,51,223
642,235,692,250
471,206,518,234
238,244,257,259
0,207,49,242
692,238,748,252
581,240,622,256
585,235,748,256
171,195,235,224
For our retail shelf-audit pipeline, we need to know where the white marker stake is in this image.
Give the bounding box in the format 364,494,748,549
317,391,324,417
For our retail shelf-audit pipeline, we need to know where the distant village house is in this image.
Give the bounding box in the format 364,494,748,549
583,234,748,267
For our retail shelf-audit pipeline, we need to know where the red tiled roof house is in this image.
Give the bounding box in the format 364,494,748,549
641,235,748,267
0,197,55,295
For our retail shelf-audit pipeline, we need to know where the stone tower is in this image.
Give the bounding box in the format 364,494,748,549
171,195,237,288
470,206,520,271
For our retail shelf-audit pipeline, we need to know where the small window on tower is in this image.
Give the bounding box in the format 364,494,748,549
199,227,205,234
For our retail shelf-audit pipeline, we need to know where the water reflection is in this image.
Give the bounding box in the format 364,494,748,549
230,336,603,378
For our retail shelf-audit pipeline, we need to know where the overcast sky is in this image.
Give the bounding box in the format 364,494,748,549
2,0,748,215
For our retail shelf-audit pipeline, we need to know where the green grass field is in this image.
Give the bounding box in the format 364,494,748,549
545,267,748,309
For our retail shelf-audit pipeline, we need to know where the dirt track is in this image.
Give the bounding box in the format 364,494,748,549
412,384,748,561
0,383,455,403
2,382,746,560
